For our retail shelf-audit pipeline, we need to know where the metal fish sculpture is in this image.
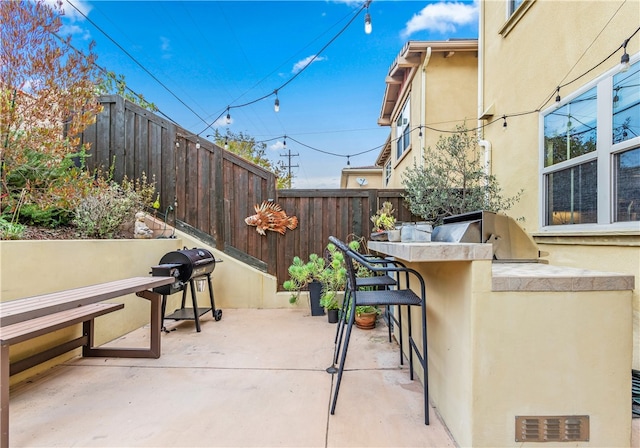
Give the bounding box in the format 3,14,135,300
244,201,298,236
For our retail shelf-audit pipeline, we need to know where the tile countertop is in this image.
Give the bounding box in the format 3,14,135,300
367,241,493,262
367,241,635,292
492,262,635,292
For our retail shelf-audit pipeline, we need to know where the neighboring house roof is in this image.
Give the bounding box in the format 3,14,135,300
340,165,383,188
375,134,392,166
378,39,478,126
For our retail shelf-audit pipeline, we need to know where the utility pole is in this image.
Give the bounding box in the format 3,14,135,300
280,148,299,188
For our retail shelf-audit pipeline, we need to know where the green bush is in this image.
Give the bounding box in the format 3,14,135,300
74,182,140,238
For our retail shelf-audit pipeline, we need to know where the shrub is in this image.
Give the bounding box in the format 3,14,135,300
74,174,155,239
402,125,522,226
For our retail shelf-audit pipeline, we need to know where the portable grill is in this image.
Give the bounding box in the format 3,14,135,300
431,210,542,262
151,247,222,332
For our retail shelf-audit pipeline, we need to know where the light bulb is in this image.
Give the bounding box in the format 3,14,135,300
274,97,280,113
613,89,620,108
225,111,231,125
195,139,200,149
620,51,630,72
364,12,372,34
224,137,228,150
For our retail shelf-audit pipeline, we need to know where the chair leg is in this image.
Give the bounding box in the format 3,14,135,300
407,307,413,380
398,305,404,365
330,297,356,415
386,304,392,343
332,289,350,365
421,303,429,425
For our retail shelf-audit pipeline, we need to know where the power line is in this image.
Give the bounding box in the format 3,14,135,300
64,0,209,126
196,1,371,136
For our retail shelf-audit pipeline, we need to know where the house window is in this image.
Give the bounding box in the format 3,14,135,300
395,98,411,159
541,59,639,228
384,160,391,186
508,0,524,16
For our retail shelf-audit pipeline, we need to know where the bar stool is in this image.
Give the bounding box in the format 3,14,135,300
327,236,429,425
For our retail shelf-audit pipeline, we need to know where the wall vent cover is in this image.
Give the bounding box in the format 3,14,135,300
515,415,589,442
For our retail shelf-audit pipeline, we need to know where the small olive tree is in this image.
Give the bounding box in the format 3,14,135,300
402,125,522,226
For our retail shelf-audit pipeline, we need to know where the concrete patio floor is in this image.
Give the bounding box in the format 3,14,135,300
8,308,457,447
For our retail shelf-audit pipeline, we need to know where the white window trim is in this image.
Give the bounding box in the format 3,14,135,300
538,53,640,233
395,98,411,161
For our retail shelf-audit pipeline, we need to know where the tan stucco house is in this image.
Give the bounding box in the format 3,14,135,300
479,0,639,369
376,39,479,188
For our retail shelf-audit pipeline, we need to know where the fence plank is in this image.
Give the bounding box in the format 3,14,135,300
81,96,421,292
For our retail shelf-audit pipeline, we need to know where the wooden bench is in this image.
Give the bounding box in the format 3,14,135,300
0,276,175,448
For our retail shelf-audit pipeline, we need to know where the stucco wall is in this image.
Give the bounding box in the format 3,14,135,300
397,257,631,447
480,0,640,372
0,226,304,384
388,50,478,189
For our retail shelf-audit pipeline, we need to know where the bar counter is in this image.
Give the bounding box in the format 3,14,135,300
368,241,635,447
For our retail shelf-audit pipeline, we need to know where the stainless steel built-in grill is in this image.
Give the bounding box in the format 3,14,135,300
151,247,222,332
431,210,542,262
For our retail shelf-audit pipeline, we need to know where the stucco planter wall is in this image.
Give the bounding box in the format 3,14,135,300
0,238,182,383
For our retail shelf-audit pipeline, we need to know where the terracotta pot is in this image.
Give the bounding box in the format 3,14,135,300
355,311,377,329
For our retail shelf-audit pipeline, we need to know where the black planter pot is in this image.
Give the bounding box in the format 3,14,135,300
327,309,339,323
308,280,325,316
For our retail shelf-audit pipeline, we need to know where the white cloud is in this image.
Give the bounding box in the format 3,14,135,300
292,175,340,189
402,1,478,37
59,23,91,40
212,115,233,128
292,55,327,74
56,0,93,22
269,141,286,151
160,36,172,59
160,37,171,51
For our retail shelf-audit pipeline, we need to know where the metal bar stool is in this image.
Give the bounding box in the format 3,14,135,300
331,250,407,366
327,236,429,425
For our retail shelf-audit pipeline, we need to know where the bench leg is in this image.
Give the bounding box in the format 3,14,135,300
1,344,9,448
83,292,162,359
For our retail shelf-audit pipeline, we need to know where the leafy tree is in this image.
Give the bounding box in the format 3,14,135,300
402,125,522,226
209,129,293,189
96,71,158,112
0,0,102,223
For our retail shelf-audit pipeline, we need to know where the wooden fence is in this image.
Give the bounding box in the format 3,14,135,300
81,95,417,289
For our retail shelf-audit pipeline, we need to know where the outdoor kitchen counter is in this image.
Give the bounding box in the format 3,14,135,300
367,240,634,448
368,240,634,291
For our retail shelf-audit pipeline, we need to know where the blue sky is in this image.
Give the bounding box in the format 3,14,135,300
59,0,479,188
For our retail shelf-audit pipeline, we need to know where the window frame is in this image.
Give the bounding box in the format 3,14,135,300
395,98,411,161
384,160,391,186
538,54,640,232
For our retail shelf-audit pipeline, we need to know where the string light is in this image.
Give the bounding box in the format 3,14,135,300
502,115,507,128
613,87,620,108
555,87,561,103
224,137,228,149
195,139,200,149
225,108,231,125
620,38,631,72
274,90,280,113
364,0,372,34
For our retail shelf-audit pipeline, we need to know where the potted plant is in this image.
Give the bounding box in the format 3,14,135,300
402,125,522,226
318,244,347,323
355,305,380,329
282,253,327,316
370,202,399,241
